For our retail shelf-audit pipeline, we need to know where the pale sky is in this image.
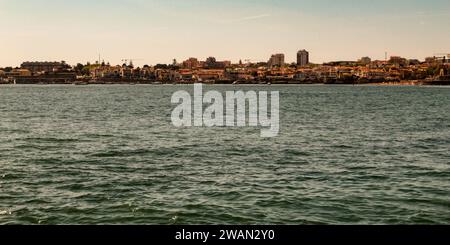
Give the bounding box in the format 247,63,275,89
1,0,450,67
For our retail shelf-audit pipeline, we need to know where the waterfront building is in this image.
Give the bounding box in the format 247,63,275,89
297,50,309,66
21,61,71,73
6,69,32,77
155,69,181,81
225,69,255,81
268,54,285,67
361,68,388,79
121,66,134,78
179,69,194,81
14,72,77,84
95,65,122,78
141,66,155,79
194,69,225,81
294,68,316,80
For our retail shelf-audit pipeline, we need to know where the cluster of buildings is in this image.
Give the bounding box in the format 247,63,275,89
267,50,309,67
0,61,76,84
1,50,449,85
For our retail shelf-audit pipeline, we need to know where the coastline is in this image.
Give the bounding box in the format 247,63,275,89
1,81,447,86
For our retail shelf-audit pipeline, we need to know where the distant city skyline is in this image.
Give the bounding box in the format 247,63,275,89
1,0,450,67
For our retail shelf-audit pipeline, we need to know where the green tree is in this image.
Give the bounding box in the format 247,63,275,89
4,67,13,72
155,64,168,69
75,63,84,72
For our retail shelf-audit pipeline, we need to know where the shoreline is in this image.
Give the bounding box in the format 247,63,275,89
1,81,447,86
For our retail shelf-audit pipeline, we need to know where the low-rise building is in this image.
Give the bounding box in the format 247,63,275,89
204,57,231,69
225,69,255,81
21,61,71,73
6,69,32,77
155,69,181,81
179,69,194,81
194,69,224,81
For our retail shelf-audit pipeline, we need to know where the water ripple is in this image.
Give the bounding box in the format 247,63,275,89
0,85,449,224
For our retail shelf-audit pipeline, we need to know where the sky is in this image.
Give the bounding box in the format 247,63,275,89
0,0,450,67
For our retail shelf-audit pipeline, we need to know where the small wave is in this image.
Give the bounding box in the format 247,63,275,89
0,210,12,216
281,148,312,156
22,137,79,143
90,148,154,157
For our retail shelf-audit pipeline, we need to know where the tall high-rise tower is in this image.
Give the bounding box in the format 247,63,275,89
297,50,309,66
268,54,285,67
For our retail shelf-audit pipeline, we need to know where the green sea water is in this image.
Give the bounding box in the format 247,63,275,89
0,85,449,224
